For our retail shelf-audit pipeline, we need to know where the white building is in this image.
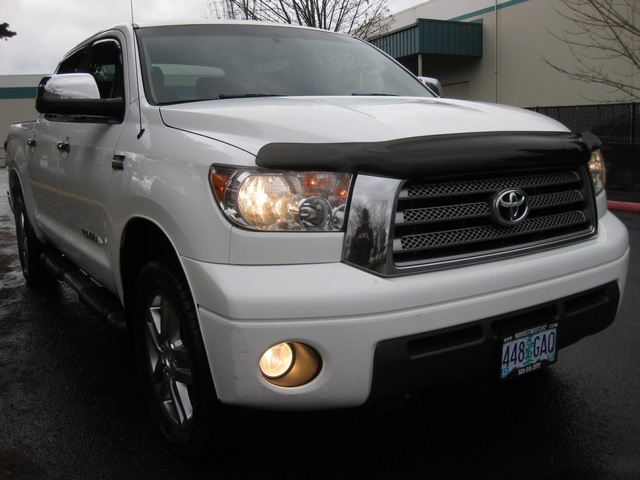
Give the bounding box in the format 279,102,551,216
377,0,638,107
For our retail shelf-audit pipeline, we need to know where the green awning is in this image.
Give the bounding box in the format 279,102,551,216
371,18,482,59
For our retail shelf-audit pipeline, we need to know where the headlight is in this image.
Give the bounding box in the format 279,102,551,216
588,149,606,196
210,167,353,231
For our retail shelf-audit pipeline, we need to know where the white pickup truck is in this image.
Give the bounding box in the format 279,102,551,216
4,20,629,457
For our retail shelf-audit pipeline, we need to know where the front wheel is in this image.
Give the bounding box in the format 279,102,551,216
134,257,219,458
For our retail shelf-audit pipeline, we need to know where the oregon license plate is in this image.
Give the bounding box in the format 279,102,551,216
500,323,558,381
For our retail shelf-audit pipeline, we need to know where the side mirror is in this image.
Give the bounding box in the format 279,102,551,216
417,76,444,97
36,74,124,122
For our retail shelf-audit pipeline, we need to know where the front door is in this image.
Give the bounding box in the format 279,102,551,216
57,37,127,289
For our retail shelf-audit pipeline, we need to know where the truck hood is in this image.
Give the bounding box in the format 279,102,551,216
159,96,569,156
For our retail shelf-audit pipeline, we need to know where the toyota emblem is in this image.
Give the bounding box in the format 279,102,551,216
492,188,529,226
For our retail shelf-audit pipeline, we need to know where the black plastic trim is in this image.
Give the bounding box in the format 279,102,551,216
41,251,126,332
256,131,591,178
367,282,620,403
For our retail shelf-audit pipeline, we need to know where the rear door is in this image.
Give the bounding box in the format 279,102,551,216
26,48,89,246
26,118,66,244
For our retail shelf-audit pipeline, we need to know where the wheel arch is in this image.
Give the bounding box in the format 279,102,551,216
8,167,24,211
7,166,49,244
120,217,181,326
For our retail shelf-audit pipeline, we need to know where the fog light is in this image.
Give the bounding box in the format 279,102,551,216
259,342,322,387
259,343,294,378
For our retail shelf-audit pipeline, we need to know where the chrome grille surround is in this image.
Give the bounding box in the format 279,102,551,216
342,166,597,276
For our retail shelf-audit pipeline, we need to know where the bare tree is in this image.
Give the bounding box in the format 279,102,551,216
542,0,640,101
1,22,17,41
208,0,393,40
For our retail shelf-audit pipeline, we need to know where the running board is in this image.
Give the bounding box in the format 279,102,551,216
41,251,127,333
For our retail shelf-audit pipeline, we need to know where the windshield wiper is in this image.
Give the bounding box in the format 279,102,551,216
218,93,283,100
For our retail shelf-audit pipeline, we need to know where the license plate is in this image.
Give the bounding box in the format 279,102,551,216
500,323,558,381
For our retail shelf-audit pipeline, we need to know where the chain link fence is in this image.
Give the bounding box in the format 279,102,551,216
529,103,639,191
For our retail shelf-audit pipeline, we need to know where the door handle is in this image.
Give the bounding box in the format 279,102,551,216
57,141,70,153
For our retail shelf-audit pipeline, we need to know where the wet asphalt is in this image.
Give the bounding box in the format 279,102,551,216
1,166,639,480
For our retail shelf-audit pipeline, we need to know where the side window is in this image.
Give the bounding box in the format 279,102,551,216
86,39,124,100
57,48,88,74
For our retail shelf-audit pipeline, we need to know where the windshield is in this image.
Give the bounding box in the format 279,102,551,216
136,23,434,105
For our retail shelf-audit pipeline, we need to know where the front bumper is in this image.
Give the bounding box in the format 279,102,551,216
182,210,629,410
370,281,619,401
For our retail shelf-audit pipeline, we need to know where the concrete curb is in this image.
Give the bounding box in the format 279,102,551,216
607,201,640,213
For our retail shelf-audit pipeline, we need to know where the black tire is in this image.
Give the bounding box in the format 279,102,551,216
13,194,52,285
133,257,219,458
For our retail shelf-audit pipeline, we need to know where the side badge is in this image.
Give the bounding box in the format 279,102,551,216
112,154,125,170
82,229,105,245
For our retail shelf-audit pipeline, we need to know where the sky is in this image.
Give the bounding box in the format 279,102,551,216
0,0,422,76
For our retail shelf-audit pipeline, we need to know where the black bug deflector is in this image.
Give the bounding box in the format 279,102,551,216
256,132,591,177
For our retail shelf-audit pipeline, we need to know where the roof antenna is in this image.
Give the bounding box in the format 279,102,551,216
131,0,145,139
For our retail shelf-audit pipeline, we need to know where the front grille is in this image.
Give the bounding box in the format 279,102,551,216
392,167,596,270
